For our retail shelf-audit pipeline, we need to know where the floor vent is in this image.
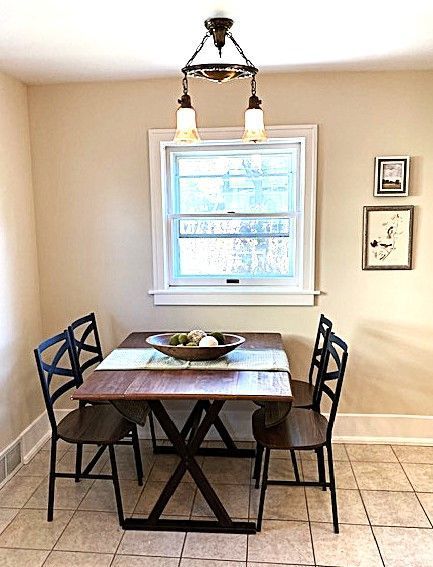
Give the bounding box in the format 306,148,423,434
5,441,22,476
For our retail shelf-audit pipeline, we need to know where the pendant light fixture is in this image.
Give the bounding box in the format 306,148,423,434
174,17,266,143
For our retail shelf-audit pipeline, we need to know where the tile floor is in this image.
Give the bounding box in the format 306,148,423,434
0,440,432,566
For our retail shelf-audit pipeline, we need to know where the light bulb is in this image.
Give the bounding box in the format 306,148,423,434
173,94,200,143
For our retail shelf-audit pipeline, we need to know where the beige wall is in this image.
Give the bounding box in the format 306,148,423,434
28,71,433,416
0,71,43,452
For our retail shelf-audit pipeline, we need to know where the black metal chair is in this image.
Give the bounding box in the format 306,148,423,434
67,312,143,484
252,332,348,534
34,331,133,525
291,314,333,408
253,314,333,486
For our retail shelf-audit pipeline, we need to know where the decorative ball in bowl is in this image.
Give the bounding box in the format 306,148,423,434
146,330,245,361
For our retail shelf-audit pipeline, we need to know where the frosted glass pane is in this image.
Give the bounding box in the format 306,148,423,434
174,218,295,278
174,151,296,214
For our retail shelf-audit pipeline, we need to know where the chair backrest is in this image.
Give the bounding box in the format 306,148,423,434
308,314,333,386
314,332,348,443
67,313,103,385
34,331,80,434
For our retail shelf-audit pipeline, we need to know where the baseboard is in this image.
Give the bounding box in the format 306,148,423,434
1,405,432,490
137,401,433,446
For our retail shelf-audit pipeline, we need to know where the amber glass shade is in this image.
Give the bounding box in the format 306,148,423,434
242,107,267,143
174,106,200,143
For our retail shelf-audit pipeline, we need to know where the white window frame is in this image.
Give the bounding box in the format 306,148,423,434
148,125,318,306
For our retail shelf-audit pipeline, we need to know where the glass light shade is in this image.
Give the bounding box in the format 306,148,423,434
242,107,267,143
174,106,200,143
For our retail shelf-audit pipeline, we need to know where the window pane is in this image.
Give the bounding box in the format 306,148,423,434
173,217,295,279
173,151,297,214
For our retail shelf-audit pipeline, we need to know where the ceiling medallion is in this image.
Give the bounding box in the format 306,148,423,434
174,17,266,144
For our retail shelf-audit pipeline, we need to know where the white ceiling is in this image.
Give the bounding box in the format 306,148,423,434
1,0,433,84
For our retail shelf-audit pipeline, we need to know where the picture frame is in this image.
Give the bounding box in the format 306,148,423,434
374,156,410,197
362,205,414,270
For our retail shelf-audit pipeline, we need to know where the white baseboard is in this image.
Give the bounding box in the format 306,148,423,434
1,405,432,490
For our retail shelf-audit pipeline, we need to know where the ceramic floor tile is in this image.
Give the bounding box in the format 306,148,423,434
361,490,430,527
181,560,245,567
249,485,308,521
193,483,249,519
117,530,185,557
247,520,314,565
346,444,397,462
301,444,349,461
0,548,49,566
57,451,108,475
374,525,433,567
268,456,301,481
44,550,113,566
201,457,252,485
306,488,368,524
0,508,73,550
18,451,58,477
113,557,179,567
0,509,19,535
302,460,357,488
416,492,433,524
0,475,44,508
248,564,313,567
148,455,195,483
311,522,382,567
134,481,195,517
392,445,433,464
351,461,412,491
401,463,433,492
55,511,123,554
101,452,153,482
182,532,247,561
41,439,71,457
25,478,93,510
78,479,143,513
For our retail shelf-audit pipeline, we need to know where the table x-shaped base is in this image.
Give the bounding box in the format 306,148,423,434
123,400,257,534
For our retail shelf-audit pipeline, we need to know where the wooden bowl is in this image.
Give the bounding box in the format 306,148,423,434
146,333,245,361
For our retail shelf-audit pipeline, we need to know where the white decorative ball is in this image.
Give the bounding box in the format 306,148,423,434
199,336,219,347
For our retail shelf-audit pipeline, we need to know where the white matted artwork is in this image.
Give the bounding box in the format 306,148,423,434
374,156,410,196
362,206,414,270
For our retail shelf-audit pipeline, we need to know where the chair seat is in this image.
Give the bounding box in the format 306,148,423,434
58,405,132,445
252,407,328,450
291,379,315,408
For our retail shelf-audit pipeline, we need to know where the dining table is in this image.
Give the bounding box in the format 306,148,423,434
73,331,292,534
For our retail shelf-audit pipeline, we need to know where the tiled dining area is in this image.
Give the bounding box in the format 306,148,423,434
0,440,432,566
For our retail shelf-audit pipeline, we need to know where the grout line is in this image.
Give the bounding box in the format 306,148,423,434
346,447,386,567
394,445,433,529
301,458,317,567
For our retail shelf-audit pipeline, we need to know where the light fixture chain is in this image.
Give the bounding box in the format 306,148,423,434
226,31,255,68
184,31,212,68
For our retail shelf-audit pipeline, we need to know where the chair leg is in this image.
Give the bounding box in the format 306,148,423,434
257,448,270,531
254,443,264,488
290,450,301,483
47,437,57,522
327,443,339,534
317,447,327,491
148,412,157,453
131,425,144,486
108,445,124,527
75,443,83,482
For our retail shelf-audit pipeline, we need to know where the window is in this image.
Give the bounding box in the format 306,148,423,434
149,126,318,305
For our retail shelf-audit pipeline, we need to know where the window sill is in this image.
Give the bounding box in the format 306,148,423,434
148,287,320,306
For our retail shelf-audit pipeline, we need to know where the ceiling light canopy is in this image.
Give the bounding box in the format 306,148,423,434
174,17,266,144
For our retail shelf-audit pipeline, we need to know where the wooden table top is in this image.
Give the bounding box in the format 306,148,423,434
73,332,292,402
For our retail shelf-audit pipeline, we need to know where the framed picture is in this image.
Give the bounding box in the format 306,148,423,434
362,205,414,270
374,156,410,197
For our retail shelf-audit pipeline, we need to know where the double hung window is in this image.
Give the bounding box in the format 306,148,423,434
149,126,317,305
